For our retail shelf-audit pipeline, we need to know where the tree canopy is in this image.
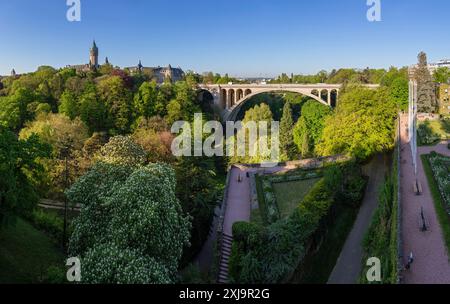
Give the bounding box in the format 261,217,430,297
316,86,397,160
67,162,191,283
0,128,51,225
293,101,331,158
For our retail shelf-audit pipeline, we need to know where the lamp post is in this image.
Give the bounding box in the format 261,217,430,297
409,80,418,176
60,138,74,253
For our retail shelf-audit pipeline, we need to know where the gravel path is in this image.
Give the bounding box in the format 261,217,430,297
400,114,450,284
328,154,388,284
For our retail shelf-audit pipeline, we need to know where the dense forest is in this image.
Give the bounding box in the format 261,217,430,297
0,63,409,283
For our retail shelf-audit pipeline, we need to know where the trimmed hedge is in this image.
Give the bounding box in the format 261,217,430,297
361,175,398,284
230,162,366,283
26,209,73,245
254,170,323,225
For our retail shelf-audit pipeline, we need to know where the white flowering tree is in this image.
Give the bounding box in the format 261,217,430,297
97,135,147,167
66,162,191,284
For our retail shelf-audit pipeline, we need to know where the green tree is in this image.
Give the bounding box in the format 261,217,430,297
166,99,183,125
433,67,450,83
59,90,79,120
279,101,296,159
19,113,90,196
78,84,109,133
229,104,276,165
316,86,397,160
243,103,273,124
134,81,158,118
67,162,191,284
0,87,35,130
98,76,133,133
175,152,219,264
0,127,51,225
388,77,409,111
293,101,331,157
414,52,437,113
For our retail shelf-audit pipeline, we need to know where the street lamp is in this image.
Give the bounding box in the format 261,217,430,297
59,137,74,252
409,80,418,176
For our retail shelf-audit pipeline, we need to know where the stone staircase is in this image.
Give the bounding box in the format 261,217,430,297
217,233,233,284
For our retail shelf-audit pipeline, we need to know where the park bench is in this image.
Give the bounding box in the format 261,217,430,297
417,181,423,195
418,207,430,232
413,180,423,195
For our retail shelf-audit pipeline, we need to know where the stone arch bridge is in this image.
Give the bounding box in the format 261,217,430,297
198,83,379,121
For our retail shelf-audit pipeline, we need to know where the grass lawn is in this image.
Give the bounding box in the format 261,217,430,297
290,205,358,283
418,119,450,146
421,154,450,252
0,218,65,283
427,120,450,138
273,178,321,218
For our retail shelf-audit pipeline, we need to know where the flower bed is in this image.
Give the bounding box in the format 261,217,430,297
428,152,450,214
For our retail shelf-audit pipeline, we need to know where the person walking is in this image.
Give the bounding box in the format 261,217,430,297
405,252,414,270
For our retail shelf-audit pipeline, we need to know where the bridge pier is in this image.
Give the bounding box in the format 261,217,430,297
199,83,378,122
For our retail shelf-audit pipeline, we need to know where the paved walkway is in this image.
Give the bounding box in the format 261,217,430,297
193,165,290,275
400,114,450,284
192,205,221,274
328,154,388,284
223,166,290,235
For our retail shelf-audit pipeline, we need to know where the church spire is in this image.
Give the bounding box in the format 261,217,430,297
90,40,99,69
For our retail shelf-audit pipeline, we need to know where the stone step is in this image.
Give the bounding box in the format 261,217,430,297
222,248,232,255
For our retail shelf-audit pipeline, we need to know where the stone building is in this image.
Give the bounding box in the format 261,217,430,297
67,41,185,83
125,62,185,83
67,40,100,72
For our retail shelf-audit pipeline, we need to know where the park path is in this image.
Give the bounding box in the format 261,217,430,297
399,114,450,284
194,165,289,278
218,165,294,282
328,153,388,284
223,165,294,235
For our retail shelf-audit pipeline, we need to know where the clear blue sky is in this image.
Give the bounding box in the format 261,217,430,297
1,0,449,77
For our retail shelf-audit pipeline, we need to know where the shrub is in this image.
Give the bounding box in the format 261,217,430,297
362,176,397,284
44,265,67,284
233,222,263,248
417,121,440,146
229,162,366,284
179,264,206,284
28,209,64,243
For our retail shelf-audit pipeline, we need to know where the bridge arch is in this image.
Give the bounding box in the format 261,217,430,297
224,88,332,121
195,83,375,122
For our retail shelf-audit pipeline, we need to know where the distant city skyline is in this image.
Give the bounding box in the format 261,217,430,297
1,0,450,77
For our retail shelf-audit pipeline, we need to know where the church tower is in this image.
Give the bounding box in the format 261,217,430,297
89,40,99,69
